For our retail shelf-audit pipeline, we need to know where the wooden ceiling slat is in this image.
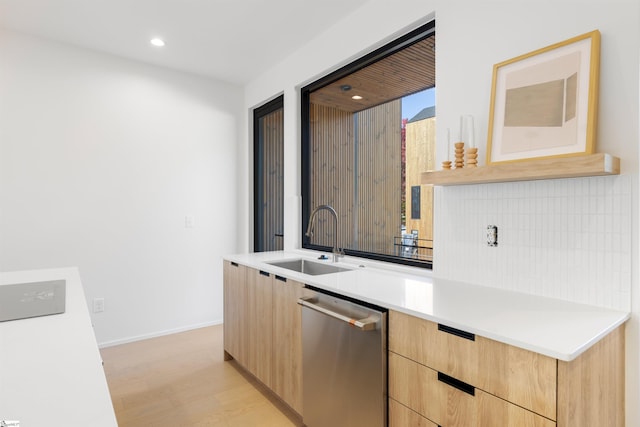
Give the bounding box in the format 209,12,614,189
310,35,436,112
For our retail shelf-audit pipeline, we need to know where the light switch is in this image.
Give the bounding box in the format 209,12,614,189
185,215,195,228
93,297,105,313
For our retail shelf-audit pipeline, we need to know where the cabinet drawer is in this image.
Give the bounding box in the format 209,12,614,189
389,352,555,427
389,310,556,420
389,398,437,427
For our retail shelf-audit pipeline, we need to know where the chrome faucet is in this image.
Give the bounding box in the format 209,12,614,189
305,204,344,262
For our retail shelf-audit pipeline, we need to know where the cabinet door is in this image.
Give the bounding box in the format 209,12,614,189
389,352,555,427
272,276,312,414
247,268,273,388
389,310,556,420
389,398,437,427
223,261,248,364
557,325,625,427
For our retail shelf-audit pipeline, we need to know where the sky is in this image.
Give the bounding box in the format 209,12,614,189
401,87,435,121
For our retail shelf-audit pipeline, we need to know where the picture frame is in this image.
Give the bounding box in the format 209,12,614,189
486,30,600,164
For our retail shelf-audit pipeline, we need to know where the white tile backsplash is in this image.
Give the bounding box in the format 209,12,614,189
433,175,632,311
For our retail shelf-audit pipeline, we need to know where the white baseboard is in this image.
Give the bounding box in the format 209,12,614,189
98,319,223,348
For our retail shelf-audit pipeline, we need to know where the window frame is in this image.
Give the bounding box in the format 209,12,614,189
300,21,435,269
253,95,284,252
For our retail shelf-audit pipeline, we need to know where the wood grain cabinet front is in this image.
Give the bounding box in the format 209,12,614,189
272,275,312,414
389,310,556,419
389,398,438,427
388,310,625,427
246,268,274,388
223,263,309,416
223,261,248,365
389,352,554,427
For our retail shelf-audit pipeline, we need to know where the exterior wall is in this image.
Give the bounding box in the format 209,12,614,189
405,116,436,243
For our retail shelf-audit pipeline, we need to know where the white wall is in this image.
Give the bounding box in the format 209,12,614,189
0,29,243,345
243,0,639,424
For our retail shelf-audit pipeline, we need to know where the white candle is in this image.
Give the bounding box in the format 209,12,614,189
446,128,450,161
469,116,475,148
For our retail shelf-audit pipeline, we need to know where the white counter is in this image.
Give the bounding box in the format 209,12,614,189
0,267,118,427
224,251,630,361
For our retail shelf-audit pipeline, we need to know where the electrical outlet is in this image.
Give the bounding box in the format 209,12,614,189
185,215,195,228
93,297,105,313
487,225,498,247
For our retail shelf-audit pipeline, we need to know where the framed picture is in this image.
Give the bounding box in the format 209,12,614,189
486,30,600,164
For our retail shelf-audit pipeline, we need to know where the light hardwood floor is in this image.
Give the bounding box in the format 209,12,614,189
101,324,303,426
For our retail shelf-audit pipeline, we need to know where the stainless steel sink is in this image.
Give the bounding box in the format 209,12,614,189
266,259,351,276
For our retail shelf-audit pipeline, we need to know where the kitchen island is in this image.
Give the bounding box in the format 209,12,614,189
224,250,629,426
224,250,629,361
0,267,117,427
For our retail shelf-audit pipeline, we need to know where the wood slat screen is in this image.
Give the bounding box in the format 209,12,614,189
308,103,354,249
259,108,284,251
309,100,402,256
355,100,402,254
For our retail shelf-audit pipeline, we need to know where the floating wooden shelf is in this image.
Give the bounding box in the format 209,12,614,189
421,153,620,186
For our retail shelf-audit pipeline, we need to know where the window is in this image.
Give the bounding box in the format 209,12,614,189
301,21,435,268
254,95,284,252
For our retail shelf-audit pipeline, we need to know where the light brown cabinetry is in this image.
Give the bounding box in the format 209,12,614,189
556,326,626,426
247,268,273,388
389,398,437,427
389,352,554,427
223,261,248,365
223,262,308,415
388,310,625,427
272,275,312,414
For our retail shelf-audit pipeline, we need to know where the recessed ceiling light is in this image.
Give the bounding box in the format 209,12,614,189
352,95,363,100
150,38,165,47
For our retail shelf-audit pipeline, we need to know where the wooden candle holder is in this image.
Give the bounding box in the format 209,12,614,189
466,147,478,168
454,142,465,169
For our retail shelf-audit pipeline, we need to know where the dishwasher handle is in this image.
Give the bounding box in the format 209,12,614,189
298,297,378,331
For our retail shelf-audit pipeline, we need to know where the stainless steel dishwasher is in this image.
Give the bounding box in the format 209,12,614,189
299,286,387,427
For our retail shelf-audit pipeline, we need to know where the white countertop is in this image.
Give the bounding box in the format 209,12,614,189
0,267,118,427
224,250,630,361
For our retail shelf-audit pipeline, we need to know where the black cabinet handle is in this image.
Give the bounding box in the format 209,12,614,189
438,323,475,341
230,262,238,267
259,270,270,277
438,372,475,396
275,275,287,282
